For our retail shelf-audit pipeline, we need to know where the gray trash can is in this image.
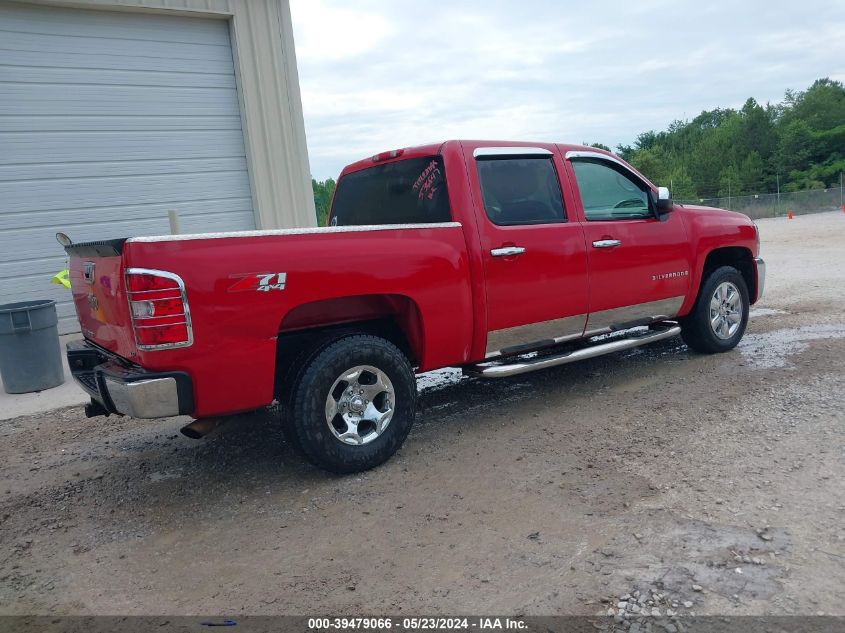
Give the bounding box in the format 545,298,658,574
0,299,65,394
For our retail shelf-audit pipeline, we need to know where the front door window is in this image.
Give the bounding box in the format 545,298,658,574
570,160,651,221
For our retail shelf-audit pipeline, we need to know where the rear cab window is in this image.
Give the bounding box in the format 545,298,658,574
330,156,451,226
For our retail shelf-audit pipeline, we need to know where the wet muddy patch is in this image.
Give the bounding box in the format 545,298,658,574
749,307,787,318
738,324,845,368
416,367,466,392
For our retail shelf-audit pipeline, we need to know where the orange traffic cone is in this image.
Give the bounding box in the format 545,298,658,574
787,210,793,220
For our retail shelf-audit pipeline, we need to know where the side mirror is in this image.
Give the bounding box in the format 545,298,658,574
656,186,673,211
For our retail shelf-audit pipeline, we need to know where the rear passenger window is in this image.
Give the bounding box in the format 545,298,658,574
330,156,451,226
476,156,565,225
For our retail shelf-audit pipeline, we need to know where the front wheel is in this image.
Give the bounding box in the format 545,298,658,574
681,265,749,354
287,334,417,473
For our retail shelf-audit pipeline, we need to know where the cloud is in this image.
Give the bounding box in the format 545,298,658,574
290,0,845,179
290,0,394,61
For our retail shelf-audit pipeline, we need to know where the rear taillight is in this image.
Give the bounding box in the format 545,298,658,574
125,268,192,350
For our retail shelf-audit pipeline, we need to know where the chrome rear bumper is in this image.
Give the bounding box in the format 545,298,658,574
67,340,193,418
103,375,181,418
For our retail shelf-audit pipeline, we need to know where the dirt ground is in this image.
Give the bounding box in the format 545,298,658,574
1,211,844,617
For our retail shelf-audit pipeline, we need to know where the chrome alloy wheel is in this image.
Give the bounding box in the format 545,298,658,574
709,281,742,340
325,365,395,445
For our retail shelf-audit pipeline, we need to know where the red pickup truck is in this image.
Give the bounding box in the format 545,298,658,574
63,141,764,473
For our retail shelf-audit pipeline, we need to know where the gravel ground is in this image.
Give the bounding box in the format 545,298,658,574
1,211,843,617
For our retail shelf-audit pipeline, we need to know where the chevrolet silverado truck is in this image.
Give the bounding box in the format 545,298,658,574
63,141,765,473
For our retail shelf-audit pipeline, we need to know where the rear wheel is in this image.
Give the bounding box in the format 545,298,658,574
681,265,749,353
288,334,416,473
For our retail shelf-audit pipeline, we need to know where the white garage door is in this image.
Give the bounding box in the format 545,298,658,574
0,3,256,334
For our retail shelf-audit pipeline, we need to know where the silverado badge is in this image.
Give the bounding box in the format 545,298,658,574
652,270,689,281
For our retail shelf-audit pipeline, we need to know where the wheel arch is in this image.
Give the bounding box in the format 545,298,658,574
685,246,756,313
273,294,424,397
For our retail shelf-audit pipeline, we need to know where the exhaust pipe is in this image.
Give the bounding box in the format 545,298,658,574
180,417,226,439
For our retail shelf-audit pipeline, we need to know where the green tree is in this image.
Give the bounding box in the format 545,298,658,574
688,133,731,197
630,147,669,185
775,119,814,175
312,177,336,226
718,164,741,200
738,151,765,195
736,98,776,160
785,78,845,132
618,78,845,197
667,167,697,201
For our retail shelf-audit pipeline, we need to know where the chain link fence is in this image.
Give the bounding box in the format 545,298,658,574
678,187,845,220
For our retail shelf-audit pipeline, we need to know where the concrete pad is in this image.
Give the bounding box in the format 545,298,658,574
0,333,87,420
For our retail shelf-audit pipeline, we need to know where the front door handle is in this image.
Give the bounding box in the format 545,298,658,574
491,246,526,257
592,239,621,248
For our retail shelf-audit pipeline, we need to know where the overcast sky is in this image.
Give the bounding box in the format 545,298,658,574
289,0,845,180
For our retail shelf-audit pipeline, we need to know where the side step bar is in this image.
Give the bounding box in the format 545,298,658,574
463,324,682,378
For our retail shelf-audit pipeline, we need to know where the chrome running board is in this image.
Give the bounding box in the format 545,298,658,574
463,324,681,378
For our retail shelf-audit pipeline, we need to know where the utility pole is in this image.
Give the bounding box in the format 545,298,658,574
840,171,843,209
728,179,732,210
776,173,780,216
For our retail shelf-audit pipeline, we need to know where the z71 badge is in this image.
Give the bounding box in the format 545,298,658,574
228,272,287,293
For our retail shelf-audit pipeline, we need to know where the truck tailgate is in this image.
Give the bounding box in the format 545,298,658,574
66,240,137,358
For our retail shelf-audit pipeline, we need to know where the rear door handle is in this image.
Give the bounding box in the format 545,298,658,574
491,246,526,257
592,239,621,248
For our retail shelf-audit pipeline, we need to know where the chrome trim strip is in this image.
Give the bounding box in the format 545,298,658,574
103,376,180,418
473,147,553,158
486,313,587,357
468,325,682,378
583,296,685,337
127,222,463,244
133,321,189,329
125,267,193,351
754,257,765,301
566,150,657,191
564,150,633,171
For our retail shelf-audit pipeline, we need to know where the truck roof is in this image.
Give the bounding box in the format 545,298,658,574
339,140,611,177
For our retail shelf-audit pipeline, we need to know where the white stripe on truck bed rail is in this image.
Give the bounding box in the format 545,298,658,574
127,222,463,244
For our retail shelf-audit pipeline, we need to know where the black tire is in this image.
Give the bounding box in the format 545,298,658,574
287,334,417,473
277,331,351,452
681,265,749,354
275,348,306,451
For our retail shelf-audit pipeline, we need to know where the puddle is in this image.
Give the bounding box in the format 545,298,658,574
739,324,845,368
749,308,787,318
